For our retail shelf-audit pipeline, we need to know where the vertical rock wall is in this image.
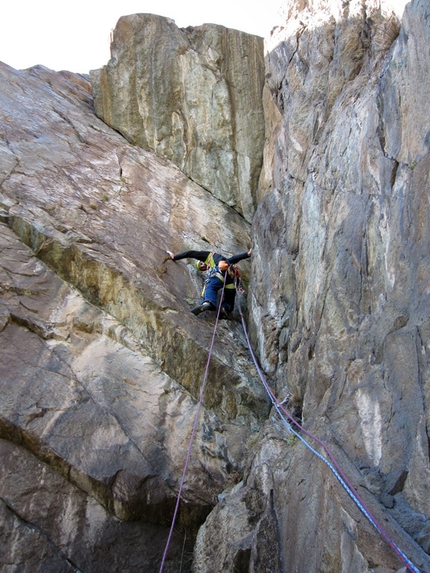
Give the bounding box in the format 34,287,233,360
1,1,430,571
90,14,266,222
194,0,430,571
0,62,266,573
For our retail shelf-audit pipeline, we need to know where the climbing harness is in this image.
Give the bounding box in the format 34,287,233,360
235,295,422,573
201,265,236,298
158,275,228,573
205,266,224,283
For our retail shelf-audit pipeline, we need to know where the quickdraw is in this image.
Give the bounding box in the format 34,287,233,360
231,264,246,294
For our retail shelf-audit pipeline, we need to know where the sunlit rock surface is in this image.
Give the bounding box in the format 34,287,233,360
90,14,265,223
0,62,265,572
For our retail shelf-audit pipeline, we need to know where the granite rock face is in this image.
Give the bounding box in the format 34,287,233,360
0,62,265,572
1,0,430,571
193,0,430,572
91,14,266,223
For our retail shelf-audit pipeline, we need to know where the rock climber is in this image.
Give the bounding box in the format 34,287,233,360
166,248,252,318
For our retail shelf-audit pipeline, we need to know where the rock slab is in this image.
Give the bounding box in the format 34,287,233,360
91,14,266,223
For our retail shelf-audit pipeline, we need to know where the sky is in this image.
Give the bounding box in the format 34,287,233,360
0,0,282,74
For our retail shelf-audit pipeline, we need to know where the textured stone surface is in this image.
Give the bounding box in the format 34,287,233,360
0,61,266,571
90,14,265,223
205,0,429,571
0,439,185,573
193,419,413,573
1,0,430,571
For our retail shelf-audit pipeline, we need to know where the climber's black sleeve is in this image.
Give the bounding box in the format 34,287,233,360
173,250,211,262
227,252,251,265
173,250,250,265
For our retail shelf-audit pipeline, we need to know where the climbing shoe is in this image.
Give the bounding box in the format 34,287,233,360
191,301,214,315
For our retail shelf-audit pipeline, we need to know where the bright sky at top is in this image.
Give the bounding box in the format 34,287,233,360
0,0,282,74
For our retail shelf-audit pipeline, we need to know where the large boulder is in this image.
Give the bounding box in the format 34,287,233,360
90,14,266,223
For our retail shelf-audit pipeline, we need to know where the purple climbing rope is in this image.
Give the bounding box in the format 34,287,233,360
158,279,227,572
236,293,422,573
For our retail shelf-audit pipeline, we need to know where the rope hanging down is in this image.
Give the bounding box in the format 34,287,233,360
158,279,227,573
236,291,422,573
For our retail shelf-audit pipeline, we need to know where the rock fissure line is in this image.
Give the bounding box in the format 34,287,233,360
7,211,268,424
0,496,84,573
0,407,178,526
0,416,105,507
44,340,161,472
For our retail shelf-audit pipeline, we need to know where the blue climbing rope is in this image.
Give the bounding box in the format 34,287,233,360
236,293,422,573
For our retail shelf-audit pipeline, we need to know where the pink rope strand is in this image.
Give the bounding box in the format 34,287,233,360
158,280,226,572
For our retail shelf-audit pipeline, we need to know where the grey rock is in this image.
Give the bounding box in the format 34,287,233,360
1,0,430,571
90,15,265,223
197,0,430,571
0,61,267,570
